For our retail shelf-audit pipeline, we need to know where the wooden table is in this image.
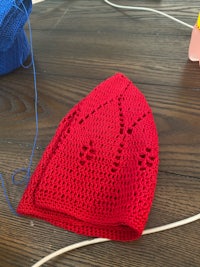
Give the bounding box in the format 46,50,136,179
1,1,200,266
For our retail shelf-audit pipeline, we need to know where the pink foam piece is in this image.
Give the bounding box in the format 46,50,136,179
188,25,200,63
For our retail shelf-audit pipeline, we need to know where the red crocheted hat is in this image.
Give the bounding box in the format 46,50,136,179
17,73,159,241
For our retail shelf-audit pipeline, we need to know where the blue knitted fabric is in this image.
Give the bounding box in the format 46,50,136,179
0,0,32,75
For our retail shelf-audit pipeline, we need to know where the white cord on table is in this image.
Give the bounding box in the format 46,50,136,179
31,213,200,267
104,0,193,29
32,0,45,4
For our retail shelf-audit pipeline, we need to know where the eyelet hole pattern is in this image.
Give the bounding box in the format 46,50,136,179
61,110,79,138
78,98,113,125
138,147,156,171
79,140,96,166
111,140,125,173
118,95,125,135
127,111,151,135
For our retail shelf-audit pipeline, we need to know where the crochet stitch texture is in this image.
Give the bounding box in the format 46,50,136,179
17,73,159,241
0,0,32,75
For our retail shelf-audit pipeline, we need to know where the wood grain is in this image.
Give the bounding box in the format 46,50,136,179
0,0,200,266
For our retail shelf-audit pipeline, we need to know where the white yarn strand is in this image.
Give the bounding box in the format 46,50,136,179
104,0,193,29
31,238,110,267
31,1,197,267
32,0,45,4
143,212,200,235
31,213,200,267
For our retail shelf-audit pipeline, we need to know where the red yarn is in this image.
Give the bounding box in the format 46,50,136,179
17,73,159,241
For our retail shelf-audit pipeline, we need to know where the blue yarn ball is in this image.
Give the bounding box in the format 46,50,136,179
0,0,32,75
0,29,30,75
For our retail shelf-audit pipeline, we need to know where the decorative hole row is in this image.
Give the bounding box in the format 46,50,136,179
62,110,79,137
118,94,125,135
79,140,96,166
111,142,124,173
67,110,78,121
127,111,151,135
78,98,113,125
138,147,155,171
